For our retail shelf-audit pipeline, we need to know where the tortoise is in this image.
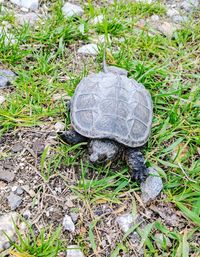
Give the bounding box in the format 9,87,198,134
59,60,153,182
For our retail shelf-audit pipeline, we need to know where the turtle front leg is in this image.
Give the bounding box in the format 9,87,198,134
125,148,149,182
58,129,87,144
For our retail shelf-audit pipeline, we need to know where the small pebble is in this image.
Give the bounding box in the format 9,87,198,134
166,8,179,18
7,192,22,210
10,0,39,10
0,69,16,88
16,12,39,26
181,0,199,12
116,213,137,233
23,209,31,219
91,15,104,25
12,143,23,153
63,214,75,232
154,233,172,249
0,212,18,252
0,167,15,182
77,44,98,56
70,212,79,223
66,245,85,257
0,95,5,104
62,2,84,18
54,121,65,132
151,14,160,22
157,21,177,38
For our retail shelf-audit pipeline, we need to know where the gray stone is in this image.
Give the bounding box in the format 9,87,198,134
166,8,179,18
116,213,137,233
7,192,22,210
135,0,154,3
54,121,65,132
91,15,104,25
141,168,163,203
181,0,199,12
91,34,110,44
0,167,15,182
12,143,23,153
16,186,24,195
63,214,75,232
0,212,18,252
172,15,188,23
157,22,177,38
23,209,31,219
78,24,85,34
10,0,39,10
62,3,84,18
0,95,5,104
70,212,79,222
154,233,172,249
77,44,98,56
151,14,160,22
15,12,39,26
0,69,16,88
66,245,85,257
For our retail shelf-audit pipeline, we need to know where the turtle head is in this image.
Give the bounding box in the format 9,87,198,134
89,139,119,163
106,66,128,76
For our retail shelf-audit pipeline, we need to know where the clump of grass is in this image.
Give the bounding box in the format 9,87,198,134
6,222,64,257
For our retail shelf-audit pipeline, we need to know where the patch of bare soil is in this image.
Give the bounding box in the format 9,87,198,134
0,126,198,256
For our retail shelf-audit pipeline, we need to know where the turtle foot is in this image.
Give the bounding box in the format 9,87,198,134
58,130,87,144
131,168,149,183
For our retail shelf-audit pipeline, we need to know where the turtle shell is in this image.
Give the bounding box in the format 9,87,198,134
71,71,153,147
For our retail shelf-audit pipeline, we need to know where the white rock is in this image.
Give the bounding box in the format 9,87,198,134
181,0,199,12
166,8,179,18
172,15,188,23
154,233,172,249
77,44,98,56
67,245,85,257
23,209,31,219
116,213,136,233
7,192,22,210
151,14,160,22
91,34,110,44
0,212,18,252
135,0,154,3
141,168,163,203
63,214,75,232
52,93,71,101
78,24,85,34
0,95,5,104
15,13,39,26
54,121,65,132
157,21,177,38
91,15,104,25
62,3,84,18
10,0,39,10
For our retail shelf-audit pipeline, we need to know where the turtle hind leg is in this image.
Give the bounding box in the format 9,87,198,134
58,129,87,144
125,148,149,182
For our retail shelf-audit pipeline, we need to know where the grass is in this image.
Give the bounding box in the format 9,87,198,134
0,0,200,256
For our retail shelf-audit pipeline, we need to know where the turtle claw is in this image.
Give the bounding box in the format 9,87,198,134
131,168,149,183
58,130,87,145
